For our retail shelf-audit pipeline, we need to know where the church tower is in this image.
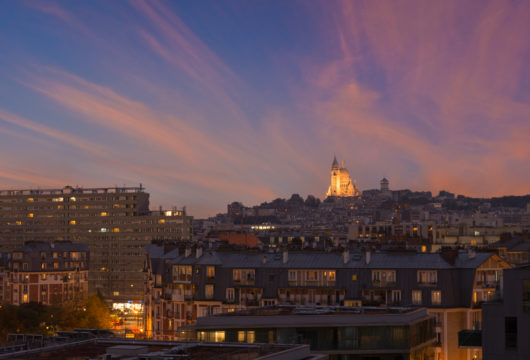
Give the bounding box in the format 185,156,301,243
326,156,360,197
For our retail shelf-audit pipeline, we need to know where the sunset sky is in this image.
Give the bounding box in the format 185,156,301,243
1,0,529,217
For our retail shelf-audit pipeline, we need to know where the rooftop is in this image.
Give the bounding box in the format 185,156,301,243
188,305,433,329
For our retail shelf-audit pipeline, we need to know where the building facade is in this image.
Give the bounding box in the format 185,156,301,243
144,246,509,360
0,185,192,304
0,241,89,307
482,265,530,360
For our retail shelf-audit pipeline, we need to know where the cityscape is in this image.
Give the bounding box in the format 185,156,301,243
0,1,529,360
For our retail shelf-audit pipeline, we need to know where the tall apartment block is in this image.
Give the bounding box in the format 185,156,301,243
0,185,192,305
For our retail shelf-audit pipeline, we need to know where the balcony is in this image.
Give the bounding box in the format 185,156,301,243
371,280,396,287
173,275,192,283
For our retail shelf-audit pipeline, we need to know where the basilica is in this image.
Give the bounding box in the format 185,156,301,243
326,156,360,197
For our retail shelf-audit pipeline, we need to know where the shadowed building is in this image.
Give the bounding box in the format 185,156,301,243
0,241,89,307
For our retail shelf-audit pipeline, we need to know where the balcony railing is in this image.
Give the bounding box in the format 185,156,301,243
371,280,396,287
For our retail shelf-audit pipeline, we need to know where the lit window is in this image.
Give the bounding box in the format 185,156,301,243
112,228,120,232
214,331,225,343
205,284,214,299
23,294,28,303
328,270,336,281
101,228,107,232
238,331,245,342
53,262,58,269
52,197,64,202
207,266,215,279
233,270,241,282
165,210,172,216
113,291,119,296
27,197,34,202
41,273,46,280
100,212,107,216
28,213,34,218
70,220,76,225
431,291,442,305
15,221,22,225
41,263,46,270
352,274,358,281
158,219,165,224
113,203,119,208
70,197,76,201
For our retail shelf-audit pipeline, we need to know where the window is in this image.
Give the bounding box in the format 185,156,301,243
306,271,317,281
288,270,297,282
207,266,215,279
69,220,76,225
233,270,240,282
352,274,357,281
237,331,255,343
412,290,422,305
431,291,442,305
328,271,336,281
226,288,235,302
505,317,517,348
417,270,437,285
391,290,401,304
205,285,214,299
22,263,28,271
372,270,396,285
41,273,46,280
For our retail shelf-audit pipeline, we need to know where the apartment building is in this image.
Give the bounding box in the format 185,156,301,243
0,185,192,304
0,241,89,307
482,264,530,360
144,246,509,360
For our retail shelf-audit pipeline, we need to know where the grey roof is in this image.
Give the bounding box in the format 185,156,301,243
190,306,431,329
168,250,494,270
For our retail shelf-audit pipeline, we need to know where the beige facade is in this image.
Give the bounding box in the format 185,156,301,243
0,186,192,303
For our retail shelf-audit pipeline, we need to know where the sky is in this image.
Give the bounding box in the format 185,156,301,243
0,0,529,217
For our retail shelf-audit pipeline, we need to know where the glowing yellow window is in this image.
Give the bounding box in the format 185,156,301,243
214,331,225,342
27,197,34,202
158,219,165,224
15,221,22,225
238,331,245,342
70,197,76,201
100,212,107,216
23,294,28,303
113,203,119,208
70,220,76,225
112,228,120,232
28,213,34,218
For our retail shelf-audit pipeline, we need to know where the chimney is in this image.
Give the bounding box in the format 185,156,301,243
196,247,203,259
365,250,371,265
283,249,288,264
468,248,476,259
262,255,267,264
185,247,191,258
343,249,350,264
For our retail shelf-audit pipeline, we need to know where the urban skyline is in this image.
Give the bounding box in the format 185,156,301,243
1,1,530,218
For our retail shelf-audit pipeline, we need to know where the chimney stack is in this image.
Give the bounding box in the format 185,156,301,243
262,255,267,264
343,249,350,264
283,249,288,264
185,247,191,258
196,247,203,259
365,249,371,265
